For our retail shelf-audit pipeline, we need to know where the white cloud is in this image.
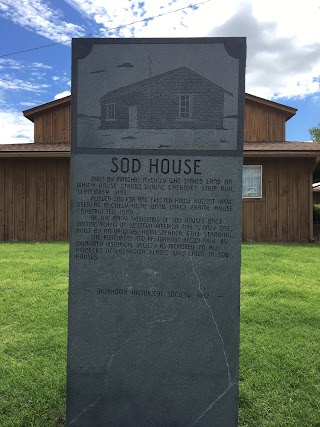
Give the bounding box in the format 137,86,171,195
32,62,53,69
0,58,54,95
31,71,46,79
0,75,49,92
1,0,320,106
20,101,37,107
64,0,195,37
0,58,53,76
250,0,320,45
52,74,70,86
0,109,33,144
0,58,22,70
63,0,320,99
0,0,85,43
54,90,71,100
205,1,320,99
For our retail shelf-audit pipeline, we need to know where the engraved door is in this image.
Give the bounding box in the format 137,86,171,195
129,105,138,128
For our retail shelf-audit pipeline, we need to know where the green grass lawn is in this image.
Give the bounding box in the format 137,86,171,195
0,243,68,427
0,243,319,426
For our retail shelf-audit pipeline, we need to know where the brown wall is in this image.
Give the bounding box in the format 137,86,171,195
0,158,69,241
34,104,70,143
0,156,314,242
32,98,287,144
242,158,314,242
244,100,286,142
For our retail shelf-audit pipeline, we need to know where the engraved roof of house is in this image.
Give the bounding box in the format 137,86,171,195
99,67,233,101
22,93,297,123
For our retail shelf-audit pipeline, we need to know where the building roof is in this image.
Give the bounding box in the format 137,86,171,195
245,94,297,121
23,96,71,122
244,142,320,156
1,141,320,157
0,143,70,157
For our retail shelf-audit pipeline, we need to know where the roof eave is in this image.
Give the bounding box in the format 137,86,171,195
23,95,71,122
0,151,70,158
245,93,297,121
1,150,319,159
244,151,320,158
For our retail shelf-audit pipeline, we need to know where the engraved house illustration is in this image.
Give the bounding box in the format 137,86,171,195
99,67,232,130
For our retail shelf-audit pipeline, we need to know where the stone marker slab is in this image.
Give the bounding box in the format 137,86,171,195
67,38,246,426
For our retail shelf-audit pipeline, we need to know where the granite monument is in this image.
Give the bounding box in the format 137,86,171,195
67,37,246,426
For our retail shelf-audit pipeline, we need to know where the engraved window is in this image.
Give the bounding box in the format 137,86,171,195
242,166,262,198
179,95,192,119
107,103,116,119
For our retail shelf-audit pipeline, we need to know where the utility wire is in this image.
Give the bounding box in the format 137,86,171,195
0,0,213,58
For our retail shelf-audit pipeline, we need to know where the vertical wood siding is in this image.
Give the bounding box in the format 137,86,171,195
0,157,314,242
33,104,70,143
242,158,314,242
0,158,70,241
244,100,285,142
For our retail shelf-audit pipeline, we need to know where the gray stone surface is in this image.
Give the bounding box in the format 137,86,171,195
67,38,246,426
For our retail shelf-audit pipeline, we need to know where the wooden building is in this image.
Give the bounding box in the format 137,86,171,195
0,94,319,242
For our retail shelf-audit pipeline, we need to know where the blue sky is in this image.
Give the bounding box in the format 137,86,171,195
0,0,319,144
